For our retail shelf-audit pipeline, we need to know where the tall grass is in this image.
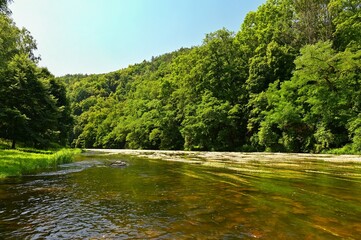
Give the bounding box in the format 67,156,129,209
50,149,82,165
0,148,81,178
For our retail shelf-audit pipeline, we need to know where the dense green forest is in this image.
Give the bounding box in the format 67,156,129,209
60,0,360,153
1,0,361,153
0,0,72,149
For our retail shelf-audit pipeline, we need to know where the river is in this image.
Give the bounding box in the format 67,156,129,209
1,150,361,239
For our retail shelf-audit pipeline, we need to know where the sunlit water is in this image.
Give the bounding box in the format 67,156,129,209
1,153,361,239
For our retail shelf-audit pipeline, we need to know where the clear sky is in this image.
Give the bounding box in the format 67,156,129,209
10,0,266,76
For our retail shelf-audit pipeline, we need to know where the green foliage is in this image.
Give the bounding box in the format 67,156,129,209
329,0,361,50
348,115,361,152
258,42,361,153
181,91,241,151
323,144,354,154
314,124,335,152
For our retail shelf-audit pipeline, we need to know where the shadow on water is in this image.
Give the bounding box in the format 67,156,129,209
1,153,361,239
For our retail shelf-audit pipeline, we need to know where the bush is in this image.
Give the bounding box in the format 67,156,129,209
323,145,356,155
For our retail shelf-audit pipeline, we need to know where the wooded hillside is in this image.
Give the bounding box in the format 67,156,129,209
27,0,361,152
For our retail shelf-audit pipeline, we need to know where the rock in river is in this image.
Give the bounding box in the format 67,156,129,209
110,160,128,168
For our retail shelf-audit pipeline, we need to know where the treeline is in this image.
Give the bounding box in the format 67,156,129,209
61,0,359,153
0,2,72,148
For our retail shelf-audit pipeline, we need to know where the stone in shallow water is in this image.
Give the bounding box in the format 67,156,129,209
109,160,128,168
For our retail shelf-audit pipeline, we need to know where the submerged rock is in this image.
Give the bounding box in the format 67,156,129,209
110,160,128,168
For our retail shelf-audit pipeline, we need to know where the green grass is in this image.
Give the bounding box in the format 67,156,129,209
0,148,82,178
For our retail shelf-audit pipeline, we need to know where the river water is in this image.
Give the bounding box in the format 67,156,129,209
1,152,361,239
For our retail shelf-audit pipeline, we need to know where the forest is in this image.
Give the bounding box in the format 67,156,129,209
1,0,361,153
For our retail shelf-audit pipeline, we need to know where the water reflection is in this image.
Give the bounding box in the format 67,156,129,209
1,154,361,239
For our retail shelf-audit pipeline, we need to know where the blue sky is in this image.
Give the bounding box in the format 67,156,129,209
10,0,266,76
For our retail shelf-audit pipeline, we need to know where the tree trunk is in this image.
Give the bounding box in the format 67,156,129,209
11,139,16,149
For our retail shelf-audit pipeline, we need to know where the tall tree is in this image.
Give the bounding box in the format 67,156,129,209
293,0,333,45
258,42,361,152
0,54,59,148
0,14,72,148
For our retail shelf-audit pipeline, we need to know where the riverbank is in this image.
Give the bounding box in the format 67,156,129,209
0,149,82,178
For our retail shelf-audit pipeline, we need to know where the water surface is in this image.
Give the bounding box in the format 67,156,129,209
1,153,361,239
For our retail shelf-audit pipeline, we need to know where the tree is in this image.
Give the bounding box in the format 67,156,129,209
178,29,248,150
0,15,19,68
0,14,72,148
329,0,361,50
181,91,242,151
257,42,361,152
41,69,73,145
235,0,299,150
0,54,59,148
293,0,333,45
0,0,12,14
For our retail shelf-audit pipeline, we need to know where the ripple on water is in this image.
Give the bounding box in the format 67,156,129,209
1,155,361,239
27,160,104,177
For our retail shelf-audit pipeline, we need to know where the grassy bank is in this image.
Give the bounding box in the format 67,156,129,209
0,148,82,178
